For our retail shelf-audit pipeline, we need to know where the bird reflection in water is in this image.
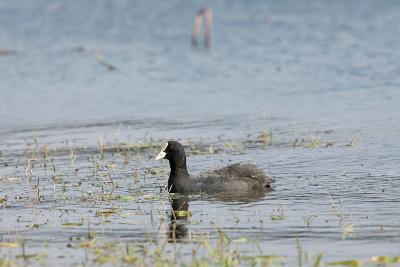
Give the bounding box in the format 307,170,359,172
159,191,273,242
168,194,190,242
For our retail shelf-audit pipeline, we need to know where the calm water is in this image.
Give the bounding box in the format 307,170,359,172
1,0,400,265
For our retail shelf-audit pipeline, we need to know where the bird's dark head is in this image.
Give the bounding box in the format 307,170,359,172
155,141,187,171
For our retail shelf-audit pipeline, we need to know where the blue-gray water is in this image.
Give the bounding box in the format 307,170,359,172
1,0,400,266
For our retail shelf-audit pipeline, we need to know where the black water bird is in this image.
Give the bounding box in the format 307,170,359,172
155,141,272,194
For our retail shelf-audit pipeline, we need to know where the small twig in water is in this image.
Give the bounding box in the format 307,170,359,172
91,53,116,71
107,173,115,201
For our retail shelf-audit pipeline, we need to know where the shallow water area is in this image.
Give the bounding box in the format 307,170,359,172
1,0,400,266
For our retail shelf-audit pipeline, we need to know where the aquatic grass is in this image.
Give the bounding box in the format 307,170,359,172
342,224,355,240
0,134,398,266
41,144,49,168
25,158,36,180
270,206,285,221
0,243,19,248
188,143,218,155
305,135,321,148
5,232,397,267
313,254,323,267
62,222,85,227
326,259,362,266
345,133,360,147
245,255,285,266
0,258,13,267
296,239,327,267
291,138,306,147
16,252,47,264
60,230,400,267
370,256,400,264
291,134,335,148
336,199,356,240
296,238,303,267
95,209,119,217
257,130,273,145
303,214,317,231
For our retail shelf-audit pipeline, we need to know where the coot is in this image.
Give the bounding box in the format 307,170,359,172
155,141,272,194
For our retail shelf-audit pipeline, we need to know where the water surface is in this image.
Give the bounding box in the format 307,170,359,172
1,0,400,265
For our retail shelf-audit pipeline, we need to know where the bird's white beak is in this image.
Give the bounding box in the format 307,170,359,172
155,151,166,160
154,143,168,160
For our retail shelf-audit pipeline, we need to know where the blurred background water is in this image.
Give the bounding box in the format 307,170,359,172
1,0,400,265
1,0,399,140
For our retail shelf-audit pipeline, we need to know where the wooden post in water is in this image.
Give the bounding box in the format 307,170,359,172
191,7,213,49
